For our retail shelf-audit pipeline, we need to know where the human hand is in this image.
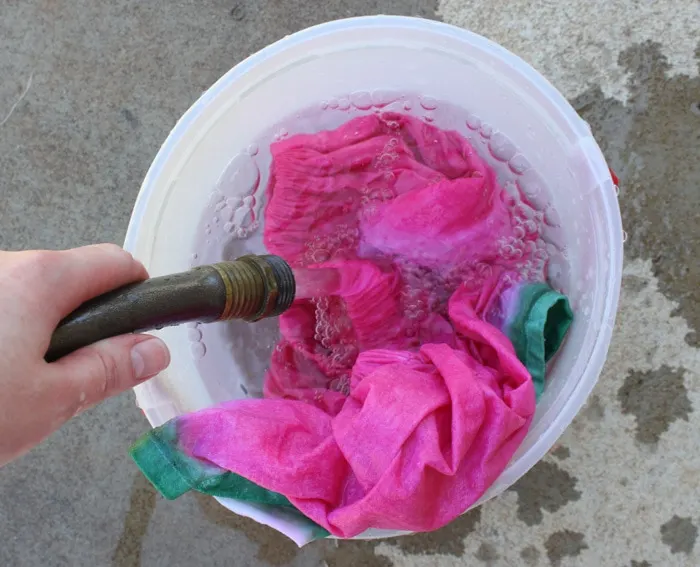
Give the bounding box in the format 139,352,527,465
0,244,170,467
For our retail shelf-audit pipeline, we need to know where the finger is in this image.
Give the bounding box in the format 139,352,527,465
22,244,148,324
47,334,170,418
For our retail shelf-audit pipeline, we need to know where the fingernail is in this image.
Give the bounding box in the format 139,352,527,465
131,337,170,380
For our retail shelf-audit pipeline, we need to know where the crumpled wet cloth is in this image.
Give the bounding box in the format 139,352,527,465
131,113,573,539
487,282,573,400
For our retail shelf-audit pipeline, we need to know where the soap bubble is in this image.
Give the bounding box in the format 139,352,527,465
523,220,538,235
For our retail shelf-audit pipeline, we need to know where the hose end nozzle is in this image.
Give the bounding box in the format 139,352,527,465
213,254,296,322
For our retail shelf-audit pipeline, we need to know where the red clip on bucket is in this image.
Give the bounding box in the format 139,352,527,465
609,168,619,186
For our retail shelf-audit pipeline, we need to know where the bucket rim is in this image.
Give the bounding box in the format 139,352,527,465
124,14,623,541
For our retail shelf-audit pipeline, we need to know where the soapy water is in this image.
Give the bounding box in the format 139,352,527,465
191,93,567,398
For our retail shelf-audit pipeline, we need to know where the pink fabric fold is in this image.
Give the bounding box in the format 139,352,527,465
179,112,537,537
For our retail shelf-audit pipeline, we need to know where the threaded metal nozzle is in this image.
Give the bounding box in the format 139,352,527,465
212,254,296,322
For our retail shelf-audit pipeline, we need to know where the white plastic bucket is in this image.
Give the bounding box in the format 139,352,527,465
125,16,623,539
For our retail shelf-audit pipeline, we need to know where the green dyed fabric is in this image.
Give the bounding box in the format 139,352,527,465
130,421,330,539
130,421,291,505
505,283,574,400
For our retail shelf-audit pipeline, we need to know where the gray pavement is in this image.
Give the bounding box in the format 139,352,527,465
1,1,698,566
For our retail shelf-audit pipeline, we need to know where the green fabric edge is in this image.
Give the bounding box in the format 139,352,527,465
506,283,574,400
129,422,331,538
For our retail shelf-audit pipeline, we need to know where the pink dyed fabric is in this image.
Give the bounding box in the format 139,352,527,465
180,113,537,537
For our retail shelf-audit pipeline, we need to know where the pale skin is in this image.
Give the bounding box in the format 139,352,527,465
0,244,171,467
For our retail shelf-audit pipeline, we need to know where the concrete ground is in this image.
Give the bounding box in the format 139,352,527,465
1,1,698,565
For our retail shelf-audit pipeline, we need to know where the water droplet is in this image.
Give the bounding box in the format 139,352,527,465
542,227,567,251
372,89,400,108
622,230,628,242
419,96,438,110
515,202,535,220
191,253,198,261
310,249,330,263
509,154,531,174
524,220,539,235
321,101,329,110
504,181,519,198
224,221,235,233
351,91,372,110
544,206,561,227
517,170,550,210
329,98,339,109
191,342,206,359
614,184,620,196
517,174,540,198
188,328,203,341
247,143,259,156
477,263,492,278
479,123,493,138
338,97,351,110
488,132,517,162
424,113,435,122
465,112,481,130
403,100,412,111
217,153,260,198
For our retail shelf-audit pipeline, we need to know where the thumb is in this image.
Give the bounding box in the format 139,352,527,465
48,334,170,416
